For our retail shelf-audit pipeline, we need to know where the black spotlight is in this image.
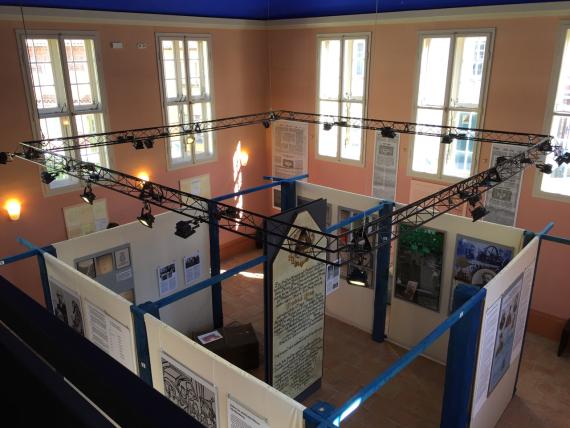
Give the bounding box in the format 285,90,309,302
380,127,396,139
536,163,553,174
133,139,144,150
0,152,8,164
175,220,196,239
143,138,154,149
41,170,58,184
441,134,454,145
495,156,507,167
458,190,471,200
539,140,553,152
467,194,481,207
222,206,241,219
80,184,96,205
347,267,367,287
351,227,372,253
323,122,333,131
471,206,490,222
262,120,271,129
137,202,155,228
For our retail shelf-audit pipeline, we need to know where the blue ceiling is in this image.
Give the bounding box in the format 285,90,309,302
0,0,562,20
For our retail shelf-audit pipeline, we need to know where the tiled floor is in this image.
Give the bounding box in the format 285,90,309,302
221,250,570,427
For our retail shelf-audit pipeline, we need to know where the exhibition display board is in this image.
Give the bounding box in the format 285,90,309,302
44,253,138,374
388,207,524,363
53,211,212,336
296,182,382,333
144,313,305,428
470,237,540,428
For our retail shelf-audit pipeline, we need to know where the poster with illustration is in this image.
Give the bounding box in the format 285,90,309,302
488,276,522,395
395,224,445,311
49,278,84,336
158,262,178,296
184,252,201,286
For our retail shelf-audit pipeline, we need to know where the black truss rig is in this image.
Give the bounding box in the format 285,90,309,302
19,110,549,155
2,111,564,267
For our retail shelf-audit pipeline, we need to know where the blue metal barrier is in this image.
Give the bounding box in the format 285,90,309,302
213,173,308,202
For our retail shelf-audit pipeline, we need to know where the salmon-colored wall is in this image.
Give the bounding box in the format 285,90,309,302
268,16,570,323
0,19,270,304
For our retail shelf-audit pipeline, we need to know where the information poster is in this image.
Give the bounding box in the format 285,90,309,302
227,395,269,428
184,251,202,286
372,132,400,201
485,144,526,226
271,210,326,398
488,278,522,395
161,352,219,428
158,262,178,296
49,278,85,336
63,199,109,239
511,264,535,363
272,120,308,208
325,261,340,295
85,300,135,372
472,297,501,415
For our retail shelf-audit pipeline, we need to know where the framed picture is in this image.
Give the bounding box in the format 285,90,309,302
95,253,114,276
114,247,131,270
76,258,96,279
394,224,445,312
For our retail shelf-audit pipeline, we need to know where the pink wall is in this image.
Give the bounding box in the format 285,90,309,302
268,17,570,321
0,19,270,304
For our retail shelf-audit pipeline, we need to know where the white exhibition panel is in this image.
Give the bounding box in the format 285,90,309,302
296,181,382,333
144,313,306,428
44,253,138,374
53,211,212,336
388,208,524,364
470,237,539,428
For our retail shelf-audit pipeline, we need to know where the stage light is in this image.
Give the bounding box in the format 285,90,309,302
539,140,553,152
137,171,150,183
380,127,396,139
137,202,154,228
323,122,333,131
4,199,21,221
347,267,367,287
458,190,471,200
471,206,490,222
41,171,58,184
143,138,154,149
555,152,570,166
495,156,507,167
441,134,454,145
0,152,8,164
467,194,481,207
221,206,241,219
536,163,553,174
262,120,271,129
174,220,196,239
351,227,372,253
132,139,144,150
80,184,96,205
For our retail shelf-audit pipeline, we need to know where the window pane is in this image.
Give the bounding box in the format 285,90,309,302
161,39,187,100
342,38,367,101
541,115,570,196
340,102,363,161
554,30,570,114
412,108,444,174
75,113,106,165
26,38,64,111
442,111,478,178
39,116,77,188
192,102,213,159
167,104,190,161
65,39,100,107
319,39,341,100
450,36,487,108
318,100,339,157
417,37,451,108
188,40,203,97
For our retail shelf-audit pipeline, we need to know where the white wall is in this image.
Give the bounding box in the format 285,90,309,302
53,211,212,335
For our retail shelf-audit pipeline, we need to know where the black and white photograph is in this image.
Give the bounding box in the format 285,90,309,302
49,279,84,336
76,258,96,279
161,353,218,428
158,262,178,296
325,261,340,295
114,247,131,270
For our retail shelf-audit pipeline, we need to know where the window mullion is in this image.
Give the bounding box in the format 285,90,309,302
337,37,345,161
183,38,195,163
438,35,456,177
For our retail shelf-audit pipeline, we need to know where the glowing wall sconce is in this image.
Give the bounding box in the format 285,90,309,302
4,199,21,221
239,150,249,167
136,171,150,188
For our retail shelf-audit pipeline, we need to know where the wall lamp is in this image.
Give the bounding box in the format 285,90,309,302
4,199,21,221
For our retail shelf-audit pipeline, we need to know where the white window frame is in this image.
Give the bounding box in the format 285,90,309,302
17,29,111,196
315,32,371,166
534,23,570,203
156,33,216,170
409,29,495,182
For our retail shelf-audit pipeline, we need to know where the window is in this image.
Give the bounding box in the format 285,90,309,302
19,33,108,190
317,34,370,163
157,35,214,167
540,28,570,198
411,31,493,179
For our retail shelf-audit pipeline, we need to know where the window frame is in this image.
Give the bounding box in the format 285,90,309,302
315,32,371,166
408,28,495,183
16,29,111,196
534,23,570,203
155,33,216,171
